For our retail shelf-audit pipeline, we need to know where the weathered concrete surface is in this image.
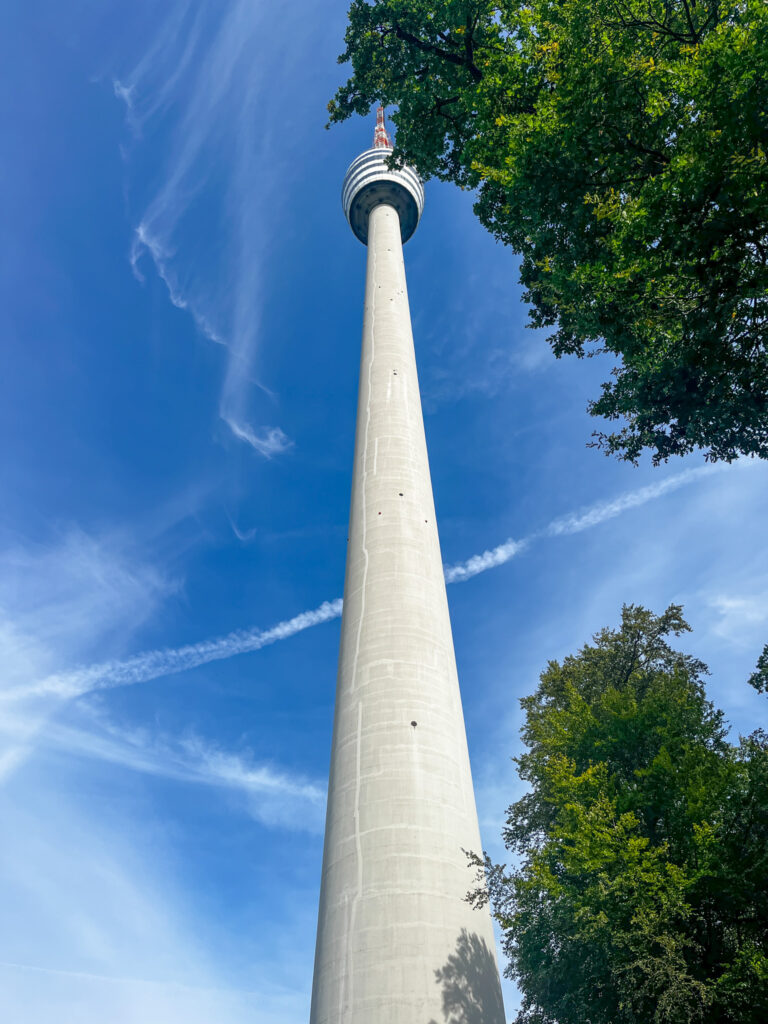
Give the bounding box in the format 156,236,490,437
309,202,504,1024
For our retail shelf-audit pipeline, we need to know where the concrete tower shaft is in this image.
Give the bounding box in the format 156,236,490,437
309,123,504,1024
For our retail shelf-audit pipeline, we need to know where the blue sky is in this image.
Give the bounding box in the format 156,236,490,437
1,2,767,1021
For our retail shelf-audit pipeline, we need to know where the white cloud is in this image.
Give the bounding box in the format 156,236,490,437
707,590,768,649
112,79,136,127
445,464,728,585
0,744,31,785
115,0,309,457
0,524,320,1019
0,530,177,780
5,599,343,703
5,463,732,709
35,714,325,832
222,418,293,458
545,464,721,537
0,530,174,691
0,784,309,1024
227,517,258,543
130,223,226,344
444,539,528,583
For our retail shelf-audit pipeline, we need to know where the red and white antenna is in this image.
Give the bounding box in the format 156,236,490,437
373,105,392,149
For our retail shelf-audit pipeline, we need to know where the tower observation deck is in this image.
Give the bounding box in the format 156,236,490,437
309,108,505,1024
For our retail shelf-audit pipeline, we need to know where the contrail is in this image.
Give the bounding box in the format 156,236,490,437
6,465,724,702
444,539,528,583
545,465,718,537
8,600,343,702
442,463,720,582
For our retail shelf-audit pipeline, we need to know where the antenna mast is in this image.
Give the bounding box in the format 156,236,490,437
373,105,392,149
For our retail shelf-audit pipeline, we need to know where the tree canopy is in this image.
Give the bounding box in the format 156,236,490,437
329,0,768,464
468,605,768,1024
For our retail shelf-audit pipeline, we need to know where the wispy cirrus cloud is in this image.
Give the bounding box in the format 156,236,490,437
707,588,768,650
0,529,178,780
222,418,293,458
421,262,557,410
0,526,326,832
37,714,325,831
0,530,175,690
114,0,312,457
128,224,225,345
6,464,731,705
0,784,308,1024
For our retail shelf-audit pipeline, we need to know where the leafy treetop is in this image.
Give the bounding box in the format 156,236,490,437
468,605,768,1024
330,0,768,464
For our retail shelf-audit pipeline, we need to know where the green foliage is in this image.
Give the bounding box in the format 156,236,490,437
468,605,768,1024
749,643,768,694
330,1,768,463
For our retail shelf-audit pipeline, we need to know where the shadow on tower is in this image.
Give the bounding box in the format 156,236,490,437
428,928,506,1024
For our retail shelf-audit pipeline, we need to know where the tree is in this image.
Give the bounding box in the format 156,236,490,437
329,1,768,464
468,605,768,1024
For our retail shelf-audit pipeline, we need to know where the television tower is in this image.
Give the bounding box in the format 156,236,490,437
310,108,505,1024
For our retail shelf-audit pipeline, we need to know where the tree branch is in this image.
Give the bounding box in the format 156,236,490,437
389,23,484,82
